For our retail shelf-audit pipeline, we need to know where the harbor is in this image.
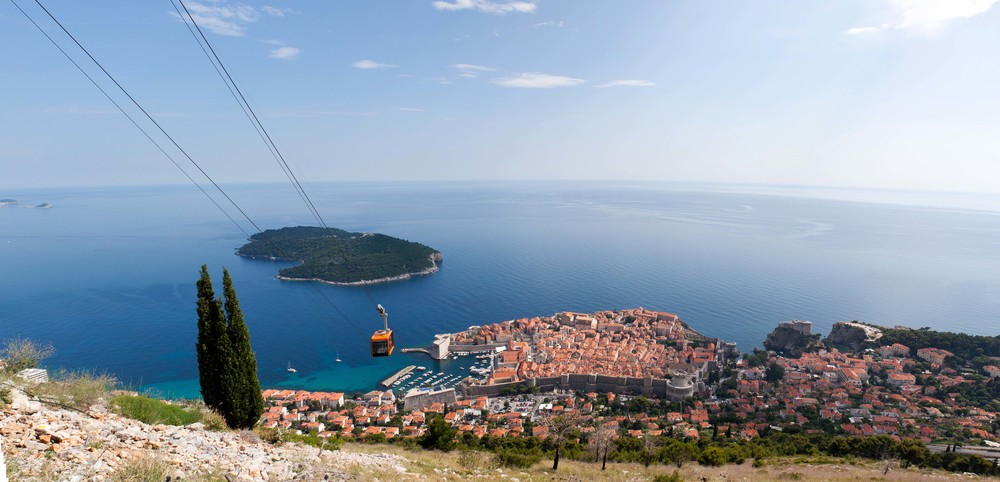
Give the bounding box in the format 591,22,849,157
385,351,498,395
379,365,415,387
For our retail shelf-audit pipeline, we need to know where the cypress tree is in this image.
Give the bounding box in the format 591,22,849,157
221,268,264,429
195,265,229,412
195,266,261,429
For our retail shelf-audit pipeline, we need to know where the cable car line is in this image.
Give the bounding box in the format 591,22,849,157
27,0,265,239
171,0,395,355
173,0,383,311
18,0,394,356
6,0,248,239
168,0,313,226
14,0,370,340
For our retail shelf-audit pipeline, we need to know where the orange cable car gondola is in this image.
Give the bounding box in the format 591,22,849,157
370,304,394,357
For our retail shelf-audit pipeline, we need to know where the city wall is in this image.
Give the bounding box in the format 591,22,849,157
402,388,458,411
446,341,508,354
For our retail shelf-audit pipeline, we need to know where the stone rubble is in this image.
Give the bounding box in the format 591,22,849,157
1,388,408,481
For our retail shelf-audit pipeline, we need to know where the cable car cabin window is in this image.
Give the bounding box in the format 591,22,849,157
370,329,394,357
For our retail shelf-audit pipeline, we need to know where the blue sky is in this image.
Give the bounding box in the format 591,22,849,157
2,0,1000,191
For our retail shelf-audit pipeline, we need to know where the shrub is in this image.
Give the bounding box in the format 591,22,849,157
0,338,54,375
697,446,727,467
362,433,387,444
108,455,168,482
419,417,458,452
110,395,202,426
752,457,767,468
33,369,115,410
0,384,11,405
652,470,684,482
255,426,283,445
493,448,542,468
202,409,228,431
458,450,496,471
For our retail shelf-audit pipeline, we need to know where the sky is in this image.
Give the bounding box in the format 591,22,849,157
2,0,1000,191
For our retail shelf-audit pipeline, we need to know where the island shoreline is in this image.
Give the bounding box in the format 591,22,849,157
260,253,442,286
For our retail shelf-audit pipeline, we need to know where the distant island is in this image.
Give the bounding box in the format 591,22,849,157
0,199,52,208
237,226,442,285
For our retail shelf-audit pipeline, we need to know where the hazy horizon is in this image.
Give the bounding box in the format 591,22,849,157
8,179,1000,216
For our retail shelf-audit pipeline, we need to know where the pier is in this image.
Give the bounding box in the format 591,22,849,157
380,365,416,387
399,347,432,356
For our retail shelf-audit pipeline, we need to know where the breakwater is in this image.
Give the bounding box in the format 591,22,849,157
379,365,416,387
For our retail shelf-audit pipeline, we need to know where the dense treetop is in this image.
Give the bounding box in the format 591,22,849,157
871,326,1000,366
237,226,440,284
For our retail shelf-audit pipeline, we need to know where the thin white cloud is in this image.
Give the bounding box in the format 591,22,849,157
269,47,300,60
533,20,564,28
453,63,495,71
492,72,586,89
596,80,656,88
394,107,425,112
845,0,998,35
352,59,398,69
432,0,536,14
264,111,376,118
260,6,290,17
170,1,285,37
845,26,883,35
453,63,496,79
398,73,451,84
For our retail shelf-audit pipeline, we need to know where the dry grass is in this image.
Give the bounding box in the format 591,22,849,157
335,444,975,482
107,454,168,482
5,454,73,482
32,369,116,410
201,408,228,431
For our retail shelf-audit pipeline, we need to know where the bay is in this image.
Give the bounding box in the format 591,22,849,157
2,181,999,399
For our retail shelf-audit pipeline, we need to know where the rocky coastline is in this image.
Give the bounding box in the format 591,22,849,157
275,252,442,286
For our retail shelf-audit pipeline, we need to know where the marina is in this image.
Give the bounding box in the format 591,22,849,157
382,350,492,396
379,365,415,387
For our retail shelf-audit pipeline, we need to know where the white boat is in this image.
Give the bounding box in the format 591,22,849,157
416,366,427,371
335,352,342,363
286,361,297,373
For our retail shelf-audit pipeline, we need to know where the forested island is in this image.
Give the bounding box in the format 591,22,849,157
236,226,442,285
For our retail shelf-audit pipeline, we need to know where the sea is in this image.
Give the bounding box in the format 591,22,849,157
2,181,999,399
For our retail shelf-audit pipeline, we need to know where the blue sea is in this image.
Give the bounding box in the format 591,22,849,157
2,181,999,399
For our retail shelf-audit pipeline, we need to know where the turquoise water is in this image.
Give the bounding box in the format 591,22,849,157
2,181,999,399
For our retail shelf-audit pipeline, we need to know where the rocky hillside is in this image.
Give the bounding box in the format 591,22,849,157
824,321,882,352
2,382,981,482
1,387,404,481
763,320,822,357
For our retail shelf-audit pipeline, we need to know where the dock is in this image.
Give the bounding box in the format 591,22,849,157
400,347,432,356
380,365,416,387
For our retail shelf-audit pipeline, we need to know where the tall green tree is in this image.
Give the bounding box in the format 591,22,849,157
195,266,263,429
220,268,264,429
196,265,229,411
419,415,458,451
